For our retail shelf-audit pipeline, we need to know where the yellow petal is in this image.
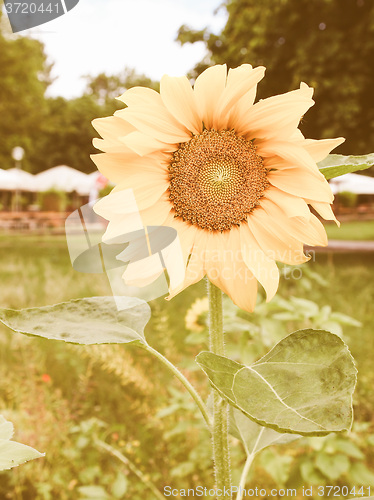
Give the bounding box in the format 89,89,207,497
286,215,328,246
208,265,258,312
157,226,186,291
91,152,166,184
93,189,144,242
307,200,340,226
262,186,311,220
116,105,191,144
166,227,206,300
240,223,280,302
122,131,176,156
139,193,172,227
117,86,162,107
258,140,325,179
92,116,135,140
164,216,201,267
205,228,258,311
110,171,169,210
302,137,345,162
268,168,334,203
101,214,143,242
92,116,136,153
122,254,164,288
163,214,198,265
237,85,314,139
255,198,326,248
218,65,266,130
94,187,136,216
93,137,131,154
290,129,305,141
248,207,309,264
193,64,227,129
160,75,202,134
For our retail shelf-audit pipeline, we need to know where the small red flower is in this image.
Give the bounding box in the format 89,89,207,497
41,373,51,383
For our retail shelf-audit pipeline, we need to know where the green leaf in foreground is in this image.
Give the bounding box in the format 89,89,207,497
230,407,300,456
197,329,357,436
0,297,150,345
318,153,374,179
0,416,44,471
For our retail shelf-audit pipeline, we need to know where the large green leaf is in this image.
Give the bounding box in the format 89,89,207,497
0,297,150,345
318,153,374,179
197,329,357,436
0,416,44,471
230,407,300,456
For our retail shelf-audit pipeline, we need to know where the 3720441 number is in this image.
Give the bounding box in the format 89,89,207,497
317,485,370,497
5,3,60,14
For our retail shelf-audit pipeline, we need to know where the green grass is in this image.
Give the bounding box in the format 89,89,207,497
325,220,374,240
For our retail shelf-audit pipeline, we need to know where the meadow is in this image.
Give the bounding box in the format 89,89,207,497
0,231,373,499
325,220,374,241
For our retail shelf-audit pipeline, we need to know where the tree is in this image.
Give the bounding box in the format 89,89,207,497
0,11,51,172
177,0,374,155
29,70,160,174
29,95,104,174
85,68,159,107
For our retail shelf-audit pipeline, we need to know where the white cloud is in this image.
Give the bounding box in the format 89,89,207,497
26,0,226,97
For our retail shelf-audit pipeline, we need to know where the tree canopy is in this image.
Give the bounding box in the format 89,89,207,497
177,0,374,155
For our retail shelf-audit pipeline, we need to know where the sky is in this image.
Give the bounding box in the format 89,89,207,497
12,0,227,98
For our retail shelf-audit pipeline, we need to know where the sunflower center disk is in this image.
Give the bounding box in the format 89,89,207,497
168,129,269,231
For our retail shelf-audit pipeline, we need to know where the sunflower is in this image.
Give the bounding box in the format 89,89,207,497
185,297,209,333
92,64,343,312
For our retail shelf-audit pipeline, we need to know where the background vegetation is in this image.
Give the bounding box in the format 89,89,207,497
0,235,374,499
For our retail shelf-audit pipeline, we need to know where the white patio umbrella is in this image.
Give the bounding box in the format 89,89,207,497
7,168,37,192
34,166,90,193
0,168,19,190
330,173,374,195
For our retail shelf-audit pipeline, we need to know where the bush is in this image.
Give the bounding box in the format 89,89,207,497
339,191,358,208
38,190,67,211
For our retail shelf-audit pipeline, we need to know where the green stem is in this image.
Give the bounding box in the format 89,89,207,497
236,427,263,500
139,342,211,429
208,280,232,499
95,439,165,500
236,454,255,500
